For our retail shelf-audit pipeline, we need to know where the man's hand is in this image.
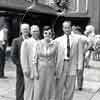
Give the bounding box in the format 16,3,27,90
24,71,30,78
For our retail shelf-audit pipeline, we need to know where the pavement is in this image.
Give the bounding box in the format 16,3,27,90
0,59,16,100
0,58,100,100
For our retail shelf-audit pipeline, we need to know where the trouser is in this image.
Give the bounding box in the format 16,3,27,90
16,75,24,100
56,60,76,100
24,77,34,100
77,69,84,89
77,53,85,90
56,75,76,100
0,45,6,77
0,63,5,77
85,50,92,67
64,75,76,100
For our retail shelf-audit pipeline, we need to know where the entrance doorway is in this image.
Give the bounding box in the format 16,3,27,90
23,12,57,38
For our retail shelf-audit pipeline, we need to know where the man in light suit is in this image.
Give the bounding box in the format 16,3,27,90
84,25,96,68
55,20,82,100
73,26,88,90
20,25,40,100
11,23,30,100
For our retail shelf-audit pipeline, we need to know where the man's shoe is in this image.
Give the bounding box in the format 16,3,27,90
78,88,83,91
0,76,8,79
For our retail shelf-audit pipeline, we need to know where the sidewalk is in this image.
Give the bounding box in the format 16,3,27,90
0,59,100,100
0,60,16,100
73,58,100,100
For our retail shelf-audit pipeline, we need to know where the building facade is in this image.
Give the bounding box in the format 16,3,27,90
0,0,100,44
38,0,100,37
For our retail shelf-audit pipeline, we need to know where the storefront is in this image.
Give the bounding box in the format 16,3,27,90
0,0,100,45
0,0,58,45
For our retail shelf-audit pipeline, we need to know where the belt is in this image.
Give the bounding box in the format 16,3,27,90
64,58,70,61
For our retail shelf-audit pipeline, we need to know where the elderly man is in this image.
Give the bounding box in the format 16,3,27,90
84,25,96,68
20,25,40,100
11,23,30,100
0,25,8,78
71,26,88,90
55,20,82,100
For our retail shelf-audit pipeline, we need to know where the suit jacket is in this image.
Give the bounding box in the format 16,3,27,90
55,34,81,78
20,37,38,79
77,35,89,70
71,34,89,70
11,36,24,75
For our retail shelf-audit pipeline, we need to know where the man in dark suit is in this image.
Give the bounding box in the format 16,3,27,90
11,23,30,100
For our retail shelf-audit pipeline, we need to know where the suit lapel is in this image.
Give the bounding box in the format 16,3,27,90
17,36,24,50
70,36,76,57
20,36,24,43
70,35,74,49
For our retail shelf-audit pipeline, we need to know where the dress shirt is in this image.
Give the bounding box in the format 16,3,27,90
0,30,7,41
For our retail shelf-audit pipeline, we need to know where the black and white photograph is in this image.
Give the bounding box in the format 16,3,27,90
0,0,100,100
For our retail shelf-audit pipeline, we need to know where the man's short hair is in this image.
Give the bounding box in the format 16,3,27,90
86,25,95,32
62,20,72,26
75,26,82,33
30,25,39,31
20,23,30,30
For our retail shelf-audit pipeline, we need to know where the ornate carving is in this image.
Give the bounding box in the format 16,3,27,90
54,0,69,12
25,0,33,2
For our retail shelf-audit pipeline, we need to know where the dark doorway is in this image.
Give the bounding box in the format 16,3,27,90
23,12,57,38
4,12,57,45
71,17,90,33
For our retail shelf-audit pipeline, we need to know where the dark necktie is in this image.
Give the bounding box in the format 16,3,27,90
67,35,70,57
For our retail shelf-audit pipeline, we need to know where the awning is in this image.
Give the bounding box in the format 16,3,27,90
27,3,58,16
0,2,58,16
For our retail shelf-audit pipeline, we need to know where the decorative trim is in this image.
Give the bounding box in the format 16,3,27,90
86,0,88,12
25,0,33,2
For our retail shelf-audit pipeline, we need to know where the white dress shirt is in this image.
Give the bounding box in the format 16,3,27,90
0,29,7,41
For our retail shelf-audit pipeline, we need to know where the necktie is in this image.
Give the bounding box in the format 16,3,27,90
67,35,70,57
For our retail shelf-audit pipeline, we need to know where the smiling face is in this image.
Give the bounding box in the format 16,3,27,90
20,24,30,36
62,21,72,35
30,25,40,40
